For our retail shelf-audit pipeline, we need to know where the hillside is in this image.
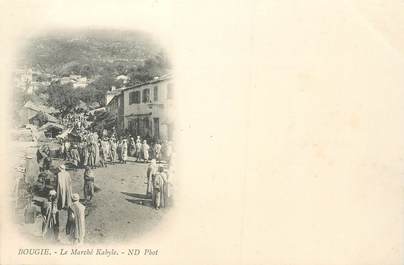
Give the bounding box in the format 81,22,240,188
13,29,171,116
19,29,171,78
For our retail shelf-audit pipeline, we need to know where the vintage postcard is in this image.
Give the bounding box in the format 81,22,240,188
0,0,402,264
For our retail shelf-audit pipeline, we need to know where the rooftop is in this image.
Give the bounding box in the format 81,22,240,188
24,101,58,114
122,73,173,92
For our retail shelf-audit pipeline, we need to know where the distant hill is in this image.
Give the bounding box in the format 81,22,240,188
19,29,170,78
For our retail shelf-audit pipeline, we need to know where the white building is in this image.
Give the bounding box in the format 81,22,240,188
106,74,174,141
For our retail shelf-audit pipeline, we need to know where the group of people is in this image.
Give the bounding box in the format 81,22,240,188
60,132,105,169
128,136,173,164
61,112,90,131
39,153,173,244
26,113,176,244
41,164,87,245
15,108,179,245
61,133,174,169
59,110,174,167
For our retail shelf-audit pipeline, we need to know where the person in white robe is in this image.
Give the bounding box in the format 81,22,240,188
55,164,72,210
66,193,85,245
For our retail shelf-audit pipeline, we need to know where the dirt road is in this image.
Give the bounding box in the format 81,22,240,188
16,158,170,244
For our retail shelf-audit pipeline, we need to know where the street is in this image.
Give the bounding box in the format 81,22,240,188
16,157,170,244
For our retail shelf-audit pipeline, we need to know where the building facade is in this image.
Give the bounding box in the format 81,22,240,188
105,93,124,131
122,75,174,141
105,74,174,141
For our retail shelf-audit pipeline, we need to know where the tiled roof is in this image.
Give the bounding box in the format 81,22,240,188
24,101,58,114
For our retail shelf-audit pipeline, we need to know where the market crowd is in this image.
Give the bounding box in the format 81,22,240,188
59,113,174,168
60,133,174,169
19,112,176,245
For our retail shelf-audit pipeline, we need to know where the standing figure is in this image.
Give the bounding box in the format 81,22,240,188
121,139,128,164
142,140,150,163
55,164,72,210
59,143,65,159
102,129,108,138
77,142,83,164
129,137,136,157
64,140,71,161
41,190,59,241
117,138,123,163
83,166,95,202
82,142,89,167
94,138,100,167
135,139,142,162
100,138,109,161
88,142,96,169
146,159,158,197
153,166,167,210
70,145,80,170
105,138,111,162
110,139,117,164
154,142,162,163
66,193,85,245
98,140,107,167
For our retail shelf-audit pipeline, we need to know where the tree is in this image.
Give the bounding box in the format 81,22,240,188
116,64,126,75
80,64,95,77
76,87,106,106
127,52,171,85
90,73,120,92
46,81,80,116
91,110,117,131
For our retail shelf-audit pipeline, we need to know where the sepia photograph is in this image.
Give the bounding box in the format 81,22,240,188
0,0,403,264
11,29,176,245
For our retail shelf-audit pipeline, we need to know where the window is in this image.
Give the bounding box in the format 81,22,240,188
129,92,135,104
129,91,140,104
134,91,140,104
153,86,158,101
167,83,173,99
142,89,150,103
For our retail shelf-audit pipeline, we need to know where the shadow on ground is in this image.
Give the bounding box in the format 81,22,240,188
121,192,154,208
